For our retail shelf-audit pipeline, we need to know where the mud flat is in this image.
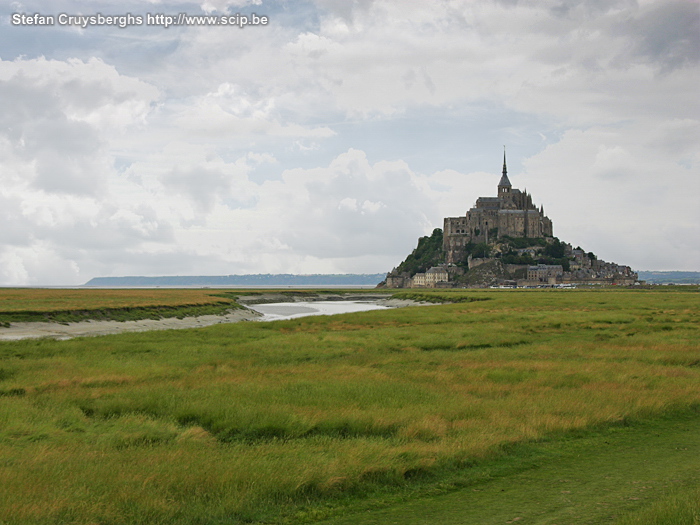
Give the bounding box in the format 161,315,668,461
0,293,434,341
0,308,261,341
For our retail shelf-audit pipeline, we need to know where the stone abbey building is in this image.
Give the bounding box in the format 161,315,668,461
443,152,553,264
385,150,638,288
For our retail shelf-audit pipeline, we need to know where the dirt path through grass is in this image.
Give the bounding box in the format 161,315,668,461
319,413,700,524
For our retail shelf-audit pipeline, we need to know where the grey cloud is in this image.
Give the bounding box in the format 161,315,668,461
0,80,66,145
33,152,105,196
57,77,135,111
0,194,177,284
0,195,34,246
284,152,437,259
629,2,700,71
493,0,519,7
51,220,174,252
19,198,175,250
548,0,635,18
163,166,234,213
20,117,100,157
23,116,105,195
312,0,375,21
0,60,157,196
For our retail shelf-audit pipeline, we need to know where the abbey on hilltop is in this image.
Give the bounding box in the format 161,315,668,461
443,151,552,264
383,149,638,289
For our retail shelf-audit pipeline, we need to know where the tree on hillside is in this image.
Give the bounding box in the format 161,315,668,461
500,236,547,249
471,242,490,258
394,228,445,276
544,237,566,258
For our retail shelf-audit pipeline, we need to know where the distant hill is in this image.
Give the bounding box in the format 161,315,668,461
84,274,387,287
637,271,700,284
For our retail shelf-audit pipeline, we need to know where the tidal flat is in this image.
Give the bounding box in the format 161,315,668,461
0,287,698,524
0,292,415,340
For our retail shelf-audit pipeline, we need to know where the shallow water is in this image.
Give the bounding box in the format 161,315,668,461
247,300,390,321
0,301,395,341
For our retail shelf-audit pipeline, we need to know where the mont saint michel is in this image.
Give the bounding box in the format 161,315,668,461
385,152,638,289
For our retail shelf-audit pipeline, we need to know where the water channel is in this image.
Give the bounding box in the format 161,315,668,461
246,300,391,321
0,299,400,341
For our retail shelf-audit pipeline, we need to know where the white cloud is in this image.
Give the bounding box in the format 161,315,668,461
199,0,262,14
0,0,697,283
268,150,436,258
170,83,335,140
523,122,700,271
0,57,159,197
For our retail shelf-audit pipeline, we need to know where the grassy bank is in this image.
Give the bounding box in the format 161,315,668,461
0,288,244,324
0,288,698,523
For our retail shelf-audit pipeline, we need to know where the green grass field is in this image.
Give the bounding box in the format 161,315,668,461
0,288,243,311
0,287,698,524
0,288,244,324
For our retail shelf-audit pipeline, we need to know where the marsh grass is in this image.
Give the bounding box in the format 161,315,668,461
612,486,700,525
0,288,244,324
0,289,698,523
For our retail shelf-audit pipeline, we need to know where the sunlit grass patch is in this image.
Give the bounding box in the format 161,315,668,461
0,288,244,324
0,288,240,312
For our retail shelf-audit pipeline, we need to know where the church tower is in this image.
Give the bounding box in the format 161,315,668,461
498,148,512,197
443,147,554,263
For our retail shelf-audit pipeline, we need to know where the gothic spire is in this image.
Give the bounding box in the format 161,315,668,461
498,146,512,189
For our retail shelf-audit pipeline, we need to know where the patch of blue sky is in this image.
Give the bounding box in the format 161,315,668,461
254,102,565,180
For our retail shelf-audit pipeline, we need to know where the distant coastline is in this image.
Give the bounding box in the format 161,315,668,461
84,274,387,287
82,271,700,287
636,271,700,285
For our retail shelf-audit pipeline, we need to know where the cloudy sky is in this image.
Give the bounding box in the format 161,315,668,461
1,0,698,285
